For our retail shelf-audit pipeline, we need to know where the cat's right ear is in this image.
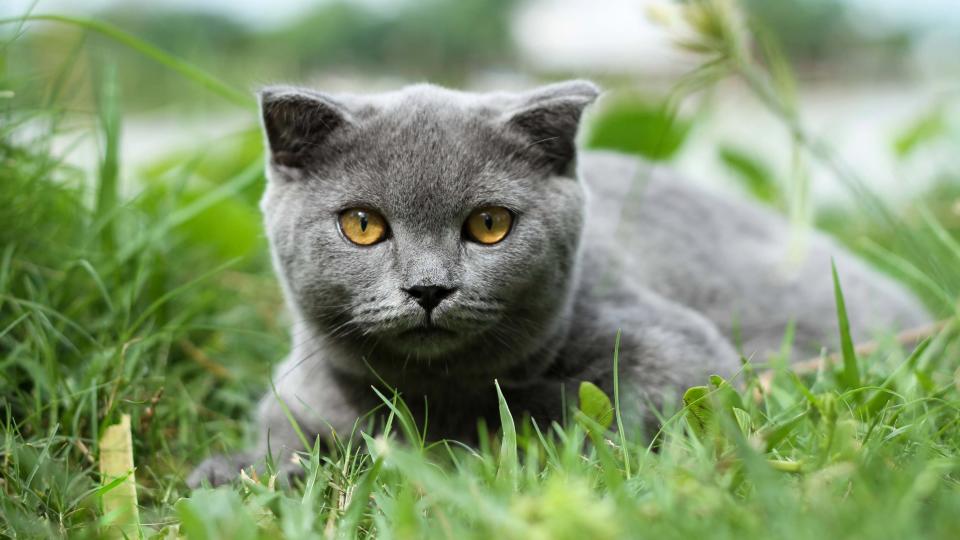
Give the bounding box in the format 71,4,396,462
258,87,352,169
499,80,600,177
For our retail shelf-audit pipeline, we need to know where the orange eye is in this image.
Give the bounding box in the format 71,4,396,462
464,206,512,245
339,208,388,246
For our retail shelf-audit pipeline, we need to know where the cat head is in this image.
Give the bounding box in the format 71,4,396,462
258,81,599,376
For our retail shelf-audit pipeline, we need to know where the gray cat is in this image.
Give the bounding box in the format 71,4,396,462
188,80,929,487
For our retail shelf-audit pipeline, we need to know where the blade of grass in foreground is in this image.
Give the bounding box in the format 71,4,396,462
611,328,631,479
831,260,860,390
494,380,518,490
95,63,120,251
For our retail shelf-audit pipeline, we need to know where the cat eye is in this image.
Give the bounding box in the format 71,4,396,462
464,206,513,245
339,208,388,246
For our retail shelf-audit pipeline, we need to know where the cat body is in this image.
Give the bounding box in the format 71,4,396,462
188,81,927,486
580,152,928,357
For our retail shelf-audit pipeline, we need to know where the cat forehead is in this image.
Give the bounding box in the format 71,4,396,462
352,104,511,162
327,89,528,196
347,88,506,144
328,122,531,220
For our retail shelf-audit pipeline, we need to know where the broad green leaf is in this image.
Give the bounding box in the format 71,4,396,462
709,374,745,411
584,94,691,161
578,381,614,431
683,385,712,439
732,407,753,435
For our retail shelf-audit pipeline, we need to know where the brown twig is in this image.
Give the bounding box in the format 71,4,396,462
74,439,96,465
178,339,234,380
756,319,951,397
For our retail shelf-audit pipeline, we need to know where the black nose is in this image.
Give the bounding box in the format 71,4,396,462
404,285,455,311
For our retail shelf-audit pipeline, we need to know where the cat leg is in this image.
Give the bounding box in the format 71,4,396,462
186,451,255,488
188,356,367,487
571,286,741,433
185,394,310,488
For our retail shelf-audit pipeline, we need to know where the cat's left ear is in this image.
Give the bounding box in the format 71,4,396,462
258,86,353,170
501,80,600,176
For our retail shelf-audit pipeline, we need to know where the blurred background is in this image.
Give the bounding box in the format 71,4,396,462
5,0,960,206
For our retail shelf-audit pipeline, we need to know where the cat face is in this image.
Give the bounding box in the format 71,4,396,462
259,82,598,371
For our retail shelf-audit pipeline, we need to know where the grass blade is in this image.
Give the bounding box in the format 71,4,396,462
336,457,382,539
862,239,957,312
95,62,120,251
831,260,860,389
862,337,933,417
494,380,518,490
611,328,631,478
270,381,311,452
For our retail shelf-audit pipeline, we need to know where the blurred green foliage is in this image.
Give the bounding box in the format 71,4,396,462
717,145,785,209
8,0,518,111
744,0,913,73
893,104,951,158
584,94,692,161
7,0,947,112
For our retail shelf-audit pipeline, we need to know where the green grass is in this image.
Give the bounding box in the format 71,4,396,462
3,2,960,538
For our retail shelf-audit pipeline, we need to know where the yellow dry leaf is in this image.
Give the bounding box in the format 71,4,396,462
99,414,141,539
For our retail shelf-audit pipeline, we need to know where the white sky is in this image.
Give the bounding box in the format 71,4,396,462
4,0,397,27
4,0,960,29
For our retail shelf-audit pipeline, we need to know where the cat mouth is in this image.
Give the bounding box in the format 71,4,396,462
379,315,494,357
390,324,463,355
373,309,495,352
399,325,455,339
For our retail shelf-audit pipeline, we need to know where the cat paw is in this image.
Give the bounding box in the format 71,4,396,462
186,452,309,488
186,453,253,488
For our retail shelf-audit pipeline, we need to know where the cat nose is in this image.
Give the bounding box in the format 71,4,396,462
403,285,455,311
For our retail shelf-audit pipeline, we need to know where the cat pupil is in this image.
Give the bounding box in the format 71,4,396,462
359,214,368,231
483,214,493,230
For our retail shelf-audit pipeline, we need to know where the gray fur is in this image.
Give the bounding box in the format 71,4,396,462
187,81,928,487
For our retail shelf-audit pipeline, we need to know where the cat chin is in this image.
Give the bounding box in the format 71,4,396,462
360,333,474,362
385,327,466,356
369,317,495,359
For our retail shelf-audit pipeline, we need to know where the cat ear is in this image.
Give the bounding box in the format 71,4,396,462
258,87,352,169
502,80,600,176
